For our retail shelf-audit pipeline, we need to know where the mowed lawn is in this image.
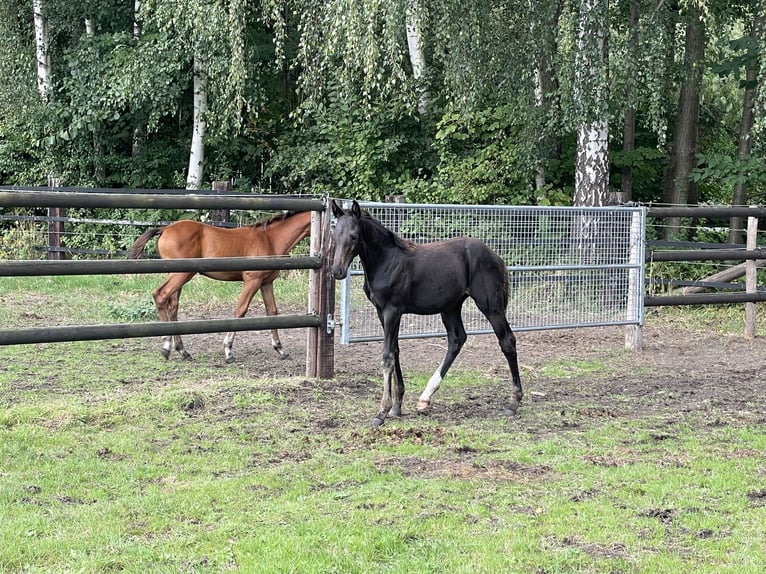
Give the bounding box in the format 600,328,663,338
0,275,765,573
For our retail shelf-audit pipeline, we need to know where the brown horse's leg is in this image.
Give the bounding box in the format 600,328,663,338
223,276,263,363
416,308,467,414
260,281,288,359
152,272,195,360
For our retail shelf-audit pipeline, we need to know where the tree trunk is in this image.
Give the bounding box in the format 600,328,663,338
729,9,764,244
132,0,143,159
662,6,705,239
186,56,207,190
133,0,142,39
620,1,640,202
406,0,429,115
573,0,609,207
530,0,562,191
33,0,51,101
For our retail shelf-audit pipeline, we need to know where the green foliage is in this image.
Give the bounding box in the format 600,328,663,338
268,88,427,199
691,153,766,202
0,219,46,260
408,105,540,205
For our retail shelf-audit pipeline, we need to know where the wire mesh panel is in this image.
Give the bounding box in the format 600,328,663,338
337,202,646,343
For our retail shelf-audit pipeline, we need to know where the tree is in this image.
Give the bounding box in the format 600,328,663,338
729,6,764,243
573,0,610,207
33,0,52,101
662,3,705,238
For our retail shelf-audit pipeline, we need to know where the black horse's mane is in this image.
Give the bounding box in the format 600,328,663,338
251,210,299,229
360,210,415,252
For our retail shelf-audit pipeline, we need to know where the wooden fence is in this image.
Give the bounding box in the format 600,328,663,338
0,186,336,378
645,205,766,338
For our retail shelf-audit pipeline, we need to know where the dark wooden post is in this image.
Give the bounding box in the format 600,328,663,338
306,205,335,378
210,180,231,225
47,176,65,260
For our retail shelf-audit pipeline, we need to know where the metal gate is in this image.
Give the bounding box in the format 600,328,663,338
337,202,645,344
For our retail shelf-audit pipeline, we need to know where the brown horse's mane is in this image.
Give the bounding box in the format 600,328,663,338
250,210,300,229
360,210,415,252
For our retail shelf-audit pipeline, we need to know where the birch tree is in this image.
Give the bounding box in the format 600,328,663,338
406,0,429,114
573,0,610,207
187,55,207,189
33,0,52,101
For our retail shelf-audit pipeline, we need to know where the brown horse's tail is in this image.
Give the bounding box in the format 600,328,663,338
128,227,164,259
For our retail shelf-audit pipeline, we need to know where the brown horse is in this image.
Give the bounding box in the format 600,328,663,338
129,211,311,362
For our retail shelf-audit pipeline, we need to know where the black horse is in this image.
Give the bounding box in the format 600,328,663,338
331,200,523,426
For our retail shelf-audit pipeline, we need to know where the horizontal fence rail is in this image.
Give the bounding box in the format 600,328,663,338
0,315,322,346
647,249,766,262
0,256,322,276
645,292,766,307
0,188,324,212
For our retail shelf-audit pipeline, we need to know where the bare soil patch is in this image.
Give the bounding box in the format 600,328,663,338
154,303,766,432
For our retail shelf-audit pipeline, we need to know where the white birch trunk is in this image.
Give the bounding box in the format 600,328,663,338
133,0,142,40
186,56,208,190
33,0,51,101
85,19,95,36
574,121,609,207
406,0,429,115
573,0,609,207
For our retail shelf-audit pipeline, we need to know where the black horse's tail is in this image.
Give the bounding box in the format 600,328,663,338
501,259,510,311
128,227,164,259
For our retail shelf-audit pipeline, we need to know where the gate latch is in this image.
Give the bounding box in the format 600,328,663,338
326,314,336,334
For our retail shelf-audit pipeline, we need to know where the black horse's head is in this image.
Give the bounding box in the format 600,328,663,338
331,199,364,280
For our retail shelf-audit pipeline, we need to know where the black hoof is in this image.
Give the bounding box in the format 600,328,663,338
369,416,386,427
389,406,402,418
161,349,170,360
503,405,519,417
225,356,236,364
181,352,193,361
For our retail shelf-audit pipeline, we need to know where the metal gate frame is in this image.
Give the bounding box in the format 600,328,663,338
337,202,646,345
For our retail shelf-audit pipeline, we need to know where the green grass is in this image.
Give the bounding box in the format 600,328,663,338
0,275,765,573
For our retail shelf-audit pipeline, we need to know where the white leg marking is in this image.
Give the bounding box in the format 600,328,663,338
223,332,235,361
418,365,442,404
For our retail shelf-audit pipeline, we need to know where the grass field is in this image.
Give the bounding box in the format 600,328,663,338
0,274,765,573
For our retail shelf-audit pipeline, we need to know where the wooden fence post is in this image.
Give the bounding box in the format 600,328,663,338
744,214,758,338
47,176,65,260
306,205,335,378
210,180,231,224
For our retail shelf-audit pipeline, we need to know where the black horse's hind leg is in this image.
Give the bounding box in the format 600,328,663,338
416,307,467,414
486,312,523,415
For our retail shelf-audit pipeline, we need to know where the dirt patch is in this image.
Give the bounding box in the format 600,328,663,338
153,302,766,432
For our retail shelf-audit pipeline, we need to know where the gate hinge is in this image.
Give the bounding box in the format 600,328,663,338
326,314,336,334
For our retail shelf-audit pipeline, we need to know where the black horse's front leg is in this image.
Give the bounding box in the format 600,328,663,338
371,350,396,427
371,309,402,427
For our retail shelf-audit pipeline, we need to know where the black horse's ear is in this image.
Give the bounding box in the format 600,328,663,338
351,200,362,218
331,199,345,218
